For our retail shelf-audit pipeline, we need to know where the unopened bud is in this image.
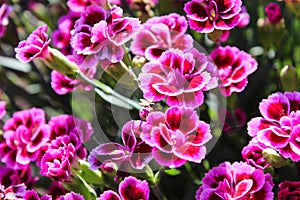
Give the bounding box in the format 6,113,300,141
43,48,79,79
132,56,147,68
280,65,299,91
262,148,291,168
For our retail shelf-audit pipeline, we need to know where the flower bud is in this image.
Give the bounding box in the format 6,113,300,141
257,18,285,49
43,47,79,79
280,65,299,91
262,148,291,168
132,55,147,68
265,3,283,24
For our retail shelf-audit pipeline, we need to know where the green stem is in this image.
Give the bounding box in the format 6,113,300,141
76,70,142,110
151,184,168,200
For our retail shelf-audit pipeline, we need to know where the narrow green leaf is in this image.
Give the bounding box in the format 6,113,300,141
164,168,181,176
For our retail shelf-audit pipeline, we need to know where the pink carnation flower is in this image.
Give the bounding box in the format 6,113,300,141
210,45,258,97
0,108,50,169
141,106,212,168
139,48,218,108
98,176,150,200
195,161,274,200
71,5,141,67
15,25,51,63
130,13,193,60
184,0,242,33
247,91,300,162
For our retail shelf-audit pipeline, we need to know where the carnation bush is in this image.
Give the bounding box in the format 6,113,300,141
0,0,300,199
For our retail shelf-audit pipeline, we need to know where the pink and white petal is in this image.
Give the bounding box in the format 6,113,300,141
247,117,277,137
139,77,166,102
172,34,193,52
146,111,165,126
145,46,166,61
16,148,32,165
185,72,211,93
130,29,157,55
233,179,253,199
259,92,290,122
98,190,121,200
198,189,223,200
152,83,182,96
284,91,300,112
289,125,300,156
188,19,214,33
91,21,108,43
150,127,172,153
141,62,165,75
187,121,212,146
153,148,186,168
278,144,300,162
257,128,289,149
121,121,137,153
150,24,172,47
27,125,51,153
181,90,205,108
174,144,206,163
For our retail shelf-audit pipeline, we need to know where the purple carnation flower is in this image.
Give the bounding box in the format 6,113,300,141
98,176,150,200
24,190,52,200
0,100,6,120
195,161,274,200
0,108,50,169
0,3,13,38
15,25,51,63
71,5,141,67
210,45,258,97
40,136,76,181
184,0,242,33
138,48,218,108
130,13,193,60
141,106,212,168
248,91,300,162
88,120,153,171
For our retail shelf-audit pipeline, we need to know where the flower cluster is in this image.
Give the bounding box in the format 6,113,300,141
247,91,300,162
195,161,274,199
4,0,300,199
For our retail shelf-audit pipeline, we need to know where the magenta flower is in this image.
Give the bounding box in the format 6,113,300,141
40,135,77,181
88,120,153,171
71,5,141,67
15,25,51,63
24,190,52,200
130,13,193,60
265,3,282,24
210,45,258,97
0,183,27,200
184,0,242,33
57,192,84,200
98,176,150,200
52,12,80,55
0,3,13,38
242,138,271,169
278,180,300,200
0,100,6,120
195,161,274,200
48,114,93,142
141,106,211,168
139,48,218,108
0,166,37,189
247,91,300,162
0,108,50,169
